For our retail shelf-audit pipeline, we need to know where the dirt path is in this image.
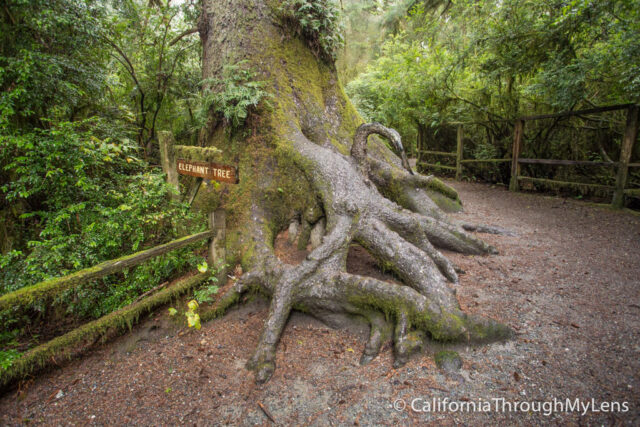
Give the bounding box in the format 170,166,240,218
1,181,639,426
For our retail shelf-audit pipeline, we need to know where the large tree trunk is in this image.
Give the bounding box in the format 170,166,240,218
196,0,511,383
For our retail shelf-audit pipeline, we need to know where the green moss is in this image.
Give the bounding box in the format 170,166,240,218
427,190,463,213
434,350,461,369
384,175,415,211
200,286,243,322
297,223,311,250
225,230,247,267
333,81,363,145
174,145,222,162
253,361,275,374
346,286,485,343
424,177,460,202
240,241,260,268
293,302,311,313
429,311,466,341
465,314,513,342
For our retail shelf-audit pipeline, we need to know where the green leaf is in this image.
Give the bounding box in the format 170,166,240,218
197,262,208,273
186,312,201,329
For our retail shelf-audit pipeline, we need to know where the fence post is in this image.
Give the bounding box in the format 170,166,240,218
158,131,180,201
416,123,425,171
509,119,524,192
455,125,464,181
208,209,227,281
612,105,639,208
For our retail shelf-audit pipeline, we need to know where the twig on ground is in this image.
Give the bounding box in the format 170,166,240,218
133,282,169,304
258,401,276,424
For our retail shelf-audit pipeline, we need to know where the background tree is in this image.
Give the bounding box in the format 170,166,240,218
104,0,202,157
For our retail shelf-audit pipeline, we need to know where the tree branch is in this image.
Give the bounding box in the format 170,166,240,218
169,27,198,46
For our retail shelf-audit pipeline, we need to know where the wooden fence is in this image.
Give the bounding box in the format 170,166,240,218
417,104,640,208
0,211,226,391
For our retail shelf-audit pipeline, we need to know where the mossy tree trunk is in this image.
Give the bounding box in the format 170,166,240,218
196,0,511,383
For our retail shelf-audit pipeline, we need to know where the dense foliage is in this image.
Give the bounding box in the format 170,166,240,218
344,0,640,189
0,0,206,364
104,0,203,154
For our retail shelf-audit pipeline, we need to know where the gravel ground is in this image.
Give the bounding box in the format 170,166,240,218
1,181,639,426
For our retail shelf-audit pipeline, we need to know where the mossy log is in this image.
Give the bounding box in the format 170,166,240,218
0,273,209,392
195,0,512,384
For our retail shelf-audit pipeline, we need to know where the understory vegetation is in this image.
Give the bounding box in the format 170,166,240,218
198,61,271,130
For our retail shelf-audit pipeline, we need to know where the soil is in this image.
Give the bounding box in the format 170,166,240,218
1,180,639,426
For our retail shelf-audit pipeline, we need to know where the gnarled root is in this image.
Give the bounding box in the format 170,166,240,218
213,131,512,384
462,223,517,236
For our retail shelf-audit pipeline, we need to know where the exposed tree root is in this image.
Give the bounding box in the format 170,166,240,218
207,129,513,384
462,223,517,236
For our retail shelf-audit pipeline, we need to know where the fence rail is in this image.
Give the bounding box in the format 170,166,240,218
518,158,618,167
416,162,456,171
417,104,639,208
0,230,214,312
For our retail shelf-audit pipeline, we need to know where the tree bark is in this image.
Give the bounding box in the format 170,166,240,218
196,0,511,383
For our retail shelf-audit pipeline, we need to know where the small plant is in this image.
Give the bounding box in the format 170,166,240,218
193,282,219,304
185,299,201,330
168,299,202,329
0,329,21,371
197,261,209,274
167,260,222,329
278,0,344,62
0,349,20,371
198,61,271,129
193,260,221,304
473,141,500,160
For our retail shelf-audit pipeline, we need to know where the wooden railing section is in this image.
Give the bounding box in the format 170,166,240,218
418,104,640,208
0,230,214,312
0,214,226,390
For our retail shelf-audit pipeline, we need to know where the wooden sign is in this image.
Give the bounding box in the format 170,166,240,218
176,159,239,184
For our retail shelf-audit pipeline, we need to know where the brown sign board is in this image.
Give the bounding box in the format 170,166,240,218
176,159,239,184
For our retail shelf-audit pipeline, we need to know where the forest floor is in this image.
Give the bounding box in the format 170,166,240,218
1,181,639,426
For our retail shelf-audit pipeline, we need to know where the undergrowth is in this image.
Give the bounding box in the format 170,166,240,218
0,118,208,367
